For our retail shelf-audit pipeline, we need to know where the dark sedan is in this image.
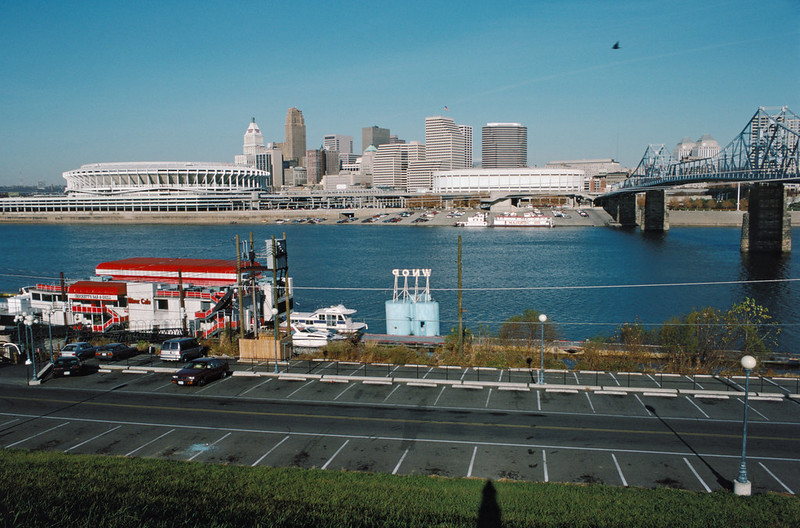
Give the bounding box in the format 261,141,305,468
172,358,230,386
52,356,90,377
96,343,139,360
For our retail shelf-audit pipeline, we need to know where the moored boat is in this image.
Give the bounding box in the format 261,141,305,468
283,304,368,335
491,212,554,227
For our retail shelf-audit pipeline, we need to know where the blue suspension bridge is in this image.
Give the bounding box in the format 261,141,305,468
597,107,800,252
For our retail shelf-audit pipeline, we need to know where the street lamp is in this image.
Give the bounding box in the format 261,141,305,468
14,314,24,359
272,308,279,374
43,309,54,361
24,314,38,382
538,313,547,385
734,354,757,496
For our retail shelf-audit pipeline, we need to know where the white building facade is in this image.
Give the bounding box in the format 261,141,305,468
433,168,584,194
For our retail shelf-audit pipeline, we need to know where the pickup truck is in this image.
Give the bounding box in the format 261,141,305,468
60,342,98,360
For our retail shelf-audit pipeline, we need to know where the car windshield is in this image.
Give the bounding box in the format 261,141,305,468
188,362,207,369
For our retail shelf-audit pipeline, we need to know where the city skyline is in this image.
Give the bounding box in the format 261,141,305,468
0,0,797,186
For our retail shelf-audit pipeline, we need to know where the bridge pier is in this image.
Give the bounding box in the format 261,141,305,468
642,190,669,232
741,182,791,253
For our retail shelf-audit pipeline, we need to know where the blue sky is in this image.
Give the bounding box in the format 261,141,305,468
1,0,798,186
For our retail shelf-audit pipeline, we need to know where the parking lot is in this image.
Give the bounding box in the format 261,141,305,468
1,356,799,495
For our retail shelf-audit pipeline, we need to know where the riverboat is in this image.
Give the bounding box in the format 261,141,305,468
491,212,554,227
284,304,368,335
455,212,489,227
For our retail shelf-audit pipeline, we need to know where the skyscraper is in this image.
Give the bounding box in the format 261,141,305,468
372,142,425,189
283,107,306,166
425,116,466,170
323,134,353,154
459,124,473,168
482,123,527,169
362,126,390,153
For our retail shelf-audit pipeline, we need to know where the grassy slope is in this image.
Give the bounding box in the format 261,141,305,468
1,450,798,528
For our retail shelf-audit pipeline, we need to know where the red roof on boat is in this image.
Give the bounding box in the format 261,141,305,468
68,281,128,297
95,258,259,287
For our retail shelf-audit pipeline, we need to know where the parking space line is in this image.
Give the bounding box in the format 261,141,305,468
251,435,290,467
422,367,433,379
0,418,19,428
393,448,409,475
634,394,653,416
536,389,541,411
758,461,795,494
321,439,350,470
239,378,273,396
484,388,493,408
646,374,660,387
125,428,175,456
154,382,174,391
685,396,710,419
286,380,315,398
611,453,628,486
460,368,469,381
334,382,356,401
683,457,711,492
382,384,401,403
196,375,233,394
433,386,446,406
685,375,704,389
585,392,596,413
65,425,121,453
608,373,621,386
347,365,364,376
573,372,580,384
736,397,769,421
467,446,478,477
188,432,231,461
6,422,69,448
542,449,549,482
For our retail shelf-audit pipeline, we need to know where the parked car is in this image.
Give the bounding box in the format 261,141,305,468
160,337,206,362
60,342,97,360
52,356,91,377
172,358,230,386
96,343,139,360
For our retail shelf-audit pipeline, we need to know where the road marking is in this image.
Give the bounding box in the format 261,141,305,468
321,439,350,470
125,428,175,456
433,386,446,406
65,425,121,453
634,394,653,416
608,372,621,386
684,396,710,419
537,389,541,411
573,372,580,384
685,375,704,389
251,435,290,467
611,453,627,486
239,378,273,396
334,382,356,401
542,449,549,482
736,397,769,421
422,367,433,379
393,448,409,475
585,392,596,413
286,380,315,399
188,431,231,461
0,418,19,428
758,461,795,494
484,388,493,408
154,382,174,391
467,445,478,477
646,374,660,387
6,422,69,448
382,384,401,403
347,365,364,376
196,374,232,394
460,368,469,381
683,457,711,492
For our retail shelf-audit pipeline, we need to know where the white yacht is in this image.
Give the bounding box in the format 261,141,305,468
455,212,489,227
291,327,345,348
284,304,368,335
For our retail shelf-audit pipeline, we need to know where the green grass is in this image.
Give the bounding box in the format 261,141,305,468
1,450,798,527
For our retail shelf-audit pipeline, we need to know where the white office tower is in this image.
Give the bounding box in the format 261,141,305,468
691,134,720,159
425,116,466,171
482,123,527,168
235,118,268,167
372,142,426,190
323,134,353,154
673,137,696,161
459,124,473,168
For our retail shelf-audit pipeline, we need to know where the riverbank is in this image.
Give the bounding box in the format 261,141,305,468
1,208,787,227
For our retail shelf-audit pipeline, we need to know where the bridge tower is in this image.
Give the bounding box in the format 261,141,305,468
741,183,791,253
642,190,669,232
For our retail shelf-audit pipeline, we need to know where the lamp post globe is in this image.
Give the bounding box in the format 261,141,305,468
538,314,547,385
734,355,757,496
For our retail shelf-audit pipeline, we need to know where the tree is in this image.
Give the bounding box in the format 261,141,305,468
498,309,560,346
724,297,779,361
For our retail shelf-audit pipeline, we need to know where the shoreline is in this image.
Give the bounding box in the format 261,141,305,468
0,208,793,227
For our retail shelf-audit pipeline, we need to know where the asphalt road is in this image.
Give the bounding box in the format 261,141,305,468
1,359,799,494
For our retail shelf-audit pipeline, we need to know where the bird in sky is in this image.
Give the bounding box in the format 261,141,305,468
612,41,620,49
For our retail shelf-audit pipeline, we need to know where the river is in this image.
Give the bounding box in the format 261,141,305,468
0,223,797,353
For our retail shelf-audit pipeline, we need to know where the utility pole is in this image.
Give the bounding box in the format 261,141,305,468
458,235,463,355
249,232,259,338
236,235,243,340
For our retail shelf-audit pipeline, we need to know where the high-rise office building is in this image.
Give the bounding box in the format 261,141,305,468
425,116,466,171
459,124,473,168
362,126,390,153
482,123,527,169
235,118,267,166
372,142,425,189
323,134,353,155
283,107,306,166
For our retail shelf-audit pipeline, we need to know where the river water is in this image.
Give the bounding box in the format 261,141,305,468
0,223,797,353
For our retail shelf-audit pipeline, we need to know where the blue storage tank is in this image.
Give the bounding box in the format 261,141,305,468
411,300,440,336
385,300,412,335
